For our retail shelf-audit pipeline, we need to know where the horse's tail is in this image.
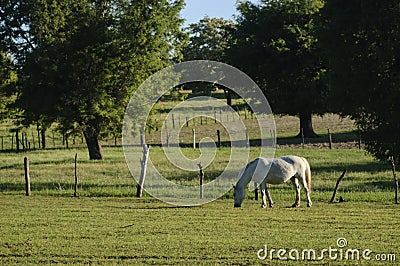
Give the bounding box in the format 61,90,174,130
302,157,311,192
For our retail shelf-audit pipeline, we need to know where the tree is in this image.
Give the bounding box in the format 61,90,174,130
1,0,186,159
182,17,236,105
229,0,327,137
0,52,17,121
320,0,400,162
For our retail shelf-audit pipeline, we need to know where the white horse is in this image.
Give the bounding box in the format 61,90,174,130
233,155,312,208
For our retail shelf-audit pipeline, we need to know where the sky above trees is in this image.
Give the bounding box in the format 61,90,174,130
181,0,260,25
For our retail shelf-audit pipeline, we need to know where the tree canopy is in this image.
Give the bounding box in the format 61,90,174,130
0,0,186,159
182,17,236,103
229,0,326,137
320,0,400,162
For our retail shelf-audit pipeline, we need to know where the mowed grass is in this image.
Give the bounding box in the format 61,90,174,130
1,147,400,264
0,196,398,265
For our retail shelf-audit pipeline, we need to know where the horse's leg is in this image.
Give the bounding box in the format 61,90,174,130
260,182,273,208
260,182,267,208
290,177,300,207
265,186,274,208
298,175,312,207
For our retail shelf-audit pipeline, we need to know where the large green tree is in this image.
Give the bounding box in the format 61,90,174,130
0,52,17,121
320,0,400,162
1,0,186,159
182,17,236,105
229,0,326,137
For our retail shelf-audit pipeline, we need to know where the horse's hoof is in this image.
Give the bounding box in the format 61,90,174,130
307,202,312,208
269,204,274,208
261,204,267,209
291,203,300,208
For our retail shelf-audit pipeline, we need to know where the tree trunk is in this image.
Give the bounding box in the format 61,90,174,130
83,128,103,160
41,128,46,149
297,112,319,138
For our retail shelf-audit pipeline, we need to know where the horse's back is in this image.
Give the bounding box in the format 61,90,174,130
280,155,308,176
257,157,296,184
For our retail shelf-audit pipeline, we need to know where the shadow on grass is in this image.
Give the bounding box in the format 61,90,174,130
277,131,359,145
0,182,134,195
312,160,389,174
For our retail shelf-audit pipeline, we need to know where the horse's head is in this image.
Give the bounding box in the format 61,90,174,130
233,185,245,208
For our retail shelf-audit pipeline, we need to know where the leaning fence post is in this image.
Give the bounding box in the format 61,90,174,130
136,145,150,198
330,169,347,203
24,157,31,196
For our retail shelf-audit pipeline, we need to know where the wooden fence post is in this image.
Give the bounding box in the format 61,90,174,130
245,130,250,148
166,130,169,148
21,132,25,151
330,169,347,203
217,130,221,148
37,129,41,149
74,153,78,197
254,182,259,201
16,130,20,151
136,145,150,198
192,129,196,149
172,114,175,129
390,158,399,204
24,157,31,196
328,128,333,150
301,128,305,149
31,132,35,149
198,163,204,199
25,132,28,150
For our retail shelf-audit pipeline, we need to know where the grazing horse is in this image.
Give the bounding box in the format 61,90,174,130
233,156,312,208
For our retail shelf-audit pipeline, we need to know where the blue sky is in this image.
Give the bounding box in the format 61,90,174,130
181,0,259,26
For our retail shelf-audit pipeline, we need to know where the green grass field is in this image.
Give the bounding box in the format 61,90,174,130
0,102,398,265
0,146,399,265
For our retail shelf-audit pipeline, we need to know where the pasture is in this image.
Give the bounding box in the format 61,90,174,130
0,146,399,265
